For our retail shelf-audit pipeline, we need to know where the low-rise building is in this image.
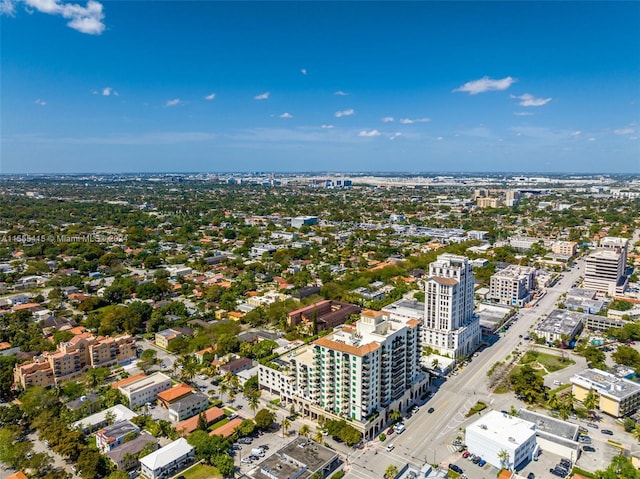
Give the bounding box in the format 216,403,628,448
465,410,537,471
139,437,195,479
106,432,158,471
167,392,209,423
287,300,361,332
517,409,580,460
71,404,137,434
175,406,225,436
534,309,584,344
570,368,640,417
155,329,186,349
96,420,141,453
119,372,172,409
220,357,254,376
552,241,577,257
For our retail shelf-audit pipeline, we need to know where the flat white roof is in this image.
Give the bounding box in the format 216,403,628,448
139,437,193,470
467,410,536,446
120,372,171,393
71,404,136,429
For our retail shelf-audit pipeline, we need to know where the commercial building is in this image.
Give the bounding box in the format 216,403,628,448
583,237,629,296
517,409,580,460
465,410,537,471
259,309,429,440
14,333,136,389
71,404,137,434
489,265,536,307
139,437,195,479
534,309,584,344
422,254,481,358
570,368,640,417
509,237,542,251
119,372,172,408
291,216,318,229
242,438,341,479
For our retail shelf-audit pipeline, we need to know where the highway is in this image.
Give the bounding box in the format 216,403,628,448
344,258,587,478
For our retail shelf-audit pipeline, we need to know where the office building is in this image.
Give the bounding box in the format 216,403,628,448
584,237,629,296
552,241,577,257
534,309,584,344
118,372,172,409
422,254,481,358
570,368,640,418
489,265,536,307
466,410,537,471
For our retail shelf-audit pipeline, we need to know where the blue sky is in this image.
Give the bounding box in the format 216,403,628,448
1,1,639,174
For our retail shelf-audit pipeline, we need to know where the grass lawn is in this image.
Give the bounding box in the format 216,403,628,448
209,417,231,431
519,351,575,373
549,383,572,395
180,464,221,479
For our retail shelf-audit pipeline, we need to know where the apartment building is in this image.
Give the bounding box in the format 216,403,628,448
96,420,141,453
552,241,577,257
570,368,640,417
422,254,481,358
139,438,195,479
584,237,629,296
287,300,361,332
489,265,536,307
14,333,136,389
119,372,172,409
509,237,543,250
259,309,429,440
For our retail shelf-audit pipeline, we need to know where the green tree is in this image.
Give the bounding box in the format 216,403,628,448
281,416,291,437
497,449,510,469
214,453,235,477
299,424,310,438
247,390,261,416
254,409,276,430
595,454,639,479
384,464,399,479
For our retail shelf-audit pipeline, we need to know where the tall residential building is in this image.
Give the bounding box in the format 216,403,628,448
14,333,136,389
583,237,629,296
489,265,536,307
259,310,429,440
423,254,481,358
551,241,577,257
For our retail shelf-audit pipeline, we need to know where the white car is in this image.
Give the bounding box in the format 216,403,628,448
241,457,253,464
386,444,395,452
199,374,207,380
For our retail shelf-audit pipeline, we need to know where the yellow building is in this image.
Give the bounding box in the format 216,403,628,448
570,368,640,417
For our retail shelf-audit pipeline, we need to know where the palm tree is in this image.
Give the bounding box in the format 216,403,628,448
583,390,598,415
633,424,640,443
390,409,402,424
281,417,291,438
384,464,399,479
248,392,260,416
219,383,229,403
313,431,323,443
547,393,560,411
497,449,510,469
431,358,440,370
299,424,310,438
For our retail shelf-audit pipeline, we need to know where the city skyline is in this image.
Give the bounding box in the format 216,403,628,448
1,1,639,174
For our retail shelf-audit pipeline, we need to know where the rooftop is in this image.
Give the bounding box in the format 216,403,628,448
120,372,171,394
139,437,193,471
518,409,578,441
98,420,140,442
571,368,640,400
158,384,194,403
71,404,137,430
467,410,536,446
176,406,225,435
209,417,243,438
535,309,584,336
245,439,339,479
106,432,157,464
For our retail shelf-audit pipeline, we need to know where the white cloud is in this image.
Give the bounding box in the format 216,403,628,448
614,127,635,135
453,76,516,95
381,117,394,123
588,137,596,142
399,117,431,124
21,0,106,35
436,136,444,141
279,112,293,119
389,132,402,140
301,68,307,75
321,124,334,129
0,0,16,15
254,92,270,100
358,129,381,137
102,86,118,96
335,108,354,118
204,92,216,101
511,93,552,107
165,98,181,107
513,111,533,116
34,99,46,106
334,90,349,96
570,130,581,136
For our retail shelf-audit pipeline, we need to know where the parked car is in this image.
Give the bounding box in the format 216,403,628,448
462,451,470,458
448,464,463,474
477,459,486,467
601,429,613,435
241,457,253,464
386,444,395,452
527,473,535,479
427,407,435,413
587,422,599,429
582,445,596,452
386,427,395,435
578,435,591,444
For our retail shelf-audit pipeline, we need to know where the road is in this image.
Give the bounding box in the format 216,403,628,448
344,260,587,479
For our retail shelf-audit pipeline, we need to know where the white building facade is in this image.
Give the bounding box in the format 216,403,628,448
422,254,481,358
489,265,536,307
466,411,537,471
583,237,629,296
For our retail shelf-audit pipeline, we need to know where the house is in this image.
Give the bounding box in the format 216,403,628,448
96,420,141,452
66,393,100,414
71,404,137,434
139,437,195,479
106,432,158,471
167,392,209,423
157,384,194,409
220,357,254,376
209,417,243,438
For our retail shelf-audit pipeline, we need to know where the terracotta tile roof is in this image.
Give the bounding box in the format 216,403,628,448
175,407,225,435
157,384,194,403
209,417,243,438
12,303,41,311
407,319,420,328
360,310,385,318
112,373,147,389
314,336,380,357
7,472,28,479
428,276,458,286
